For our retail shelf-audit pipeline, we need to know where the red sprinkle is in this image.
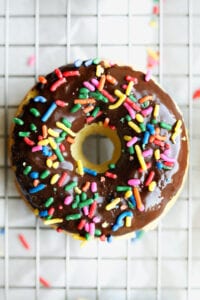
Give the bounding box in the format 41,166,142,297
56,227,63,233
154,139,165,147
88,201,97,219
100,234,106,242
153,5,159,15
163,161,174,167
193,89,200,100
62,70,80,77
24,137,35,146
101,89,116,103
18,234,30,250
39,276,51,288
50,78,66,92
138,162,152,173
86,111,103,124
54,68,63,79
105,172,117,179
59,143,66,152
48,207,55,216
125,98,141,111
145,171,155,186
77,219,87,230
58,172,68,187
125,75,138,84
55,100,67,107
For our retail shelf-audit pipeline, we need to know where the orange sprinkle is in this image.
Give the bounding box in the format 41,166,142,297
74,98,96,104
149,135,155,143
155,134,167,141
103,117,110,127
83,105,95,114
33,179,39,187
155,127,160,135
38,76,47,84
48,154,57,161
106,74,118,85
133,187,144,212
138,95,153,104
98,75,106,91
66,136,75,144
42,125,48,138
82,181,90,192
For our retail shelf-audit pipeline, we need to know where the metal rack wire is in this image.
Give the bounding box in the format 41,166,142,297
1,0,199,299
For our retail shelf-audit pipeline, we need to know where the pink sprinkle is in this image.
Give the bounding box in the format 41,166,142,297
128,178,141,186
89,223,95,236
39,276,51,288
125,75,138,84
160,154,176,163
83,206,89,216
145,69,152,82
91,182,97,193
143,148,153,157
18,234,30,250
83,81,95,91
93,216,101,223
123,102,136,119
27,55,36,66
85,222,89,232
64,196,73,205
31,145,42,152
126,136,138,147
91,78,99,87
56,100,67,107
141,106,153,117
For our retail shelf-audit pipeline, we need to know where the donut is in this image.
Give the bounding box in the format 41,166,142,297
10,59,188,242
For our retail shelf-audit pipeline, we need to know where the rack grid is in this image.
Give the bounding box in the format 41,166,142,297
1,0,200,299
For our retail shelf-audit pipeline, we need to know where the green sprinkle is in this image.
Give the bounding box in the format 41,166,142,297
109,163,116,169
70,104,81,113
79,87,89,94
128,94,137,102
89,92,108,103
128,200,135,209
55,137,65,143
151,118,158,124
78,93,89,99
125,115,132,122
62,117,72,128
93,58,101,65
29,108,40,117
95,229,102,236
23,165,32,175
78,199,94,208
60,131,68,138
91,106,100,117
163,165,173,170
72,195,80,209
13,117,24,125
93,192,99,199
40,170,50,179
64,181,77,191
45,197,54,208
54,147,64,162
116,186,131,192
30,123,37,131
46,215,52,220
139,123,146,132
81,192,87,202
66,213,82,221
160,121,172,131
18,131,30,137
141,101,149,108
85,233,92,240
128,146,135,155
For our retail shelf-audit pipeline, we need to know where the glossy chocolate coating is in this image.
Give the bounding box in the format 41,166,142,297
10,61,188,240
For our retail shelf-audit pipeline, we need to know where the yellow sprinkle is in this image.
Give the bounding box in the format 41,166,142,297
109,96,126,110
114,89,125,98
174,120,182,132
153,104,160,118
124,190,132,199
77,160,84,176
105,198,121,211
171,132,178,144
48,137,57,150
56,122,76,137
44,218,63,225
126,81,134,96
147,48,159,61
50,174,60,185
125,216,132,227
123,135,132,141
46,159,53,168
34,209,39,216
53,161,59,169
154,149,160,160
96,65,104,77
149,19,157,28
74,186,82,194
135,144,147,171
148,181,156,192
128,121,142,133
48,128,59,138
38,139,49,146
135,113,144,123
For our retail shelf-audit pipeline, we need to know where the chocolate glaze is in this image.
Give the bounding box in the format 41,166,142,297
10,61,188,240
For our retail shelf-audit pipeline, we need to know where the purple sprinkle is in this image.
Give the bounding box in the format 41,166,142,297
93,216,101,223
145,69,152,82
83,206,89,216
91,78,99,87
160,153,176,163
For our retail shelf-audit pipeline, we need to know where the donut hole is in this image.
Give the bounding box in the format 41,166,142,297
71,123,121,173
82,134,114,165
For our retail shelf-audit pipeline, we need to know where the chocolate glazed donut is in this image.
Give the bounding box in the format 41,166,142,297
10,59,188,242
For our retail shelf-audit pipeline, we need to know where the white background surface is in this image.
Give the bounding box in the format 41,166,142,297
0,0,200,299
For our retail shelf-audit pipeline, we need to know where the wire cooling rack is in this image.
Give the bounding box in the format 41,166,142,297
1,0,200,299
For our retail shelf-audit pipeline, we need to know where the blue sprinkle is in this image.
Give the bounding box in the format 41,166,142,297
0,227,5,235
146,123,155,135
29,171,39,179
156,161,163,170
34,96,47,103
42,146,52,157
84,59,93,67
29,184,46,194
143,131,150,145
74,59,82,68
107,235,113,243
83,168,97,176
41,102,57,122
129,195,136,207
39,210,48,217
